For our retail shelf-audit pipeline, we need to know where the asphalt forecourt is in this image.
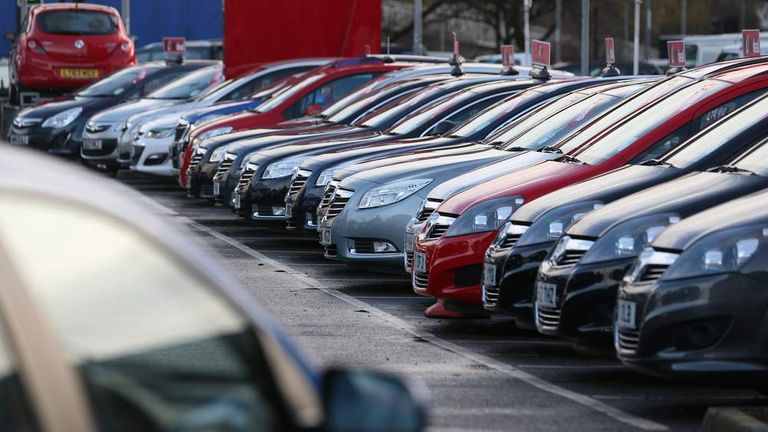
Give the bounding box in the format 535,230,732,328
122,171,767,432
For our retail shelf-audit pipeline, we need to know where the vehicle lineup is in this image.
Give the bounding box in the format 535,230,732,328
8,7,768,426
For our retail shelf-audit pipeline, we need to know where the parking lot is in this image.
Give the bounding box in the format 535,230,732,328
121,171,766,432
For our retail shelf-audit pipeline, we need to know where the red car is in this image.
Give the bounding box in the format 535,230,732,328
7,3,135,104
179,58,409,186
412,61,768,317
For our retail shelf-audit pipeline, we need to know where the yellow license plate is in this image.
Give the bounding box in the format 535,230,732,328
60,68,99,79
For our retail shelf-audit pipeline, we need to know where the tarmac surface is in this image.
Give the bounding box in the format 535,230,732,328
123,171,767,432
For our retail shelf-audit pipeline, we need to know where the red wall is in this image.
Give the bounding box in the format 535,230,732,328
224,0,381,77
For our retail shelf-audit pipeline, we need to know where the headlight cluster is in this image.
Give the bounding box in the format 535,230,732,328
43,107,82,128
516,201,604,247
358,179,432,209
262,157,308,179
444,197,524,237
146,127,175,139
209,147,229,163
494,221,529,246
663,225,768,280
199,127,233,141
580,214,680,264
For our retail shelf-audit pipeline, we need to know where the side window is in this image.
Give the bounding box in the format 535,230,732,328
283,73,376,119
630,124,690,164
696,89,768,132
220,67,309,102
0,319,38,431
0,196,291,432
423,94,509,136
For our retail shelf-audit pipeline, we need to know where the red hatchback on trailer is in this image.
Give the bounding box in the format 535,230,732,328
412,60,768,316
7,3,135,104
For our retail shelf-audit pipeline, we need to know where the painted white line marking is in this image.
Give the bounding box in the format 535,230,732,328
188,220,668,432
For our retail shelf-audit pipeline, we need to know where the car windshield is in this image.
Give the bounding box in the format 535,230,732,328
254,74,325,113
37,10,117,35
666,95,768,168
555,76,697,154
388,88,483,135
357,85,448,128
448,89,546,138
727,137,768,176
147,67,223,100
499,93,622,151
77,65,161,97
572,79,730,165
322,76,394,118
325,80,419,123
489,92,588,143
195,78,236,101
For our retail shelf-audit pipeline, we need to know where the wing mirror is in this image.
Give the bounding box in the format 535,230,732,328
4,32,16,42
431,120,456,136
322,368,429,432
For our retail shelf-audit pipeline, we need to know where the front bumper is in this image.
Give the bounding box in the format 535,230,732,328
535,257,636,349
482,241,554,320
130,135,174,177
412,230,496,305
187,157,220,199
617,272,768,382
7,122,82,157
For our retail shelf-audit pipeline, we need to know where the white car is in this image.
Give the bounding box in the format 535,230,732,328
130,113,180,176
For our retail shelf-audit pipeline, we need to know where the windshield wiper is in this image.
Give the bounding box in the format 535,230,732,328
711,164,757,175
539,146,563,154
504,146,529,152
559,154,587,165
642,159,676,168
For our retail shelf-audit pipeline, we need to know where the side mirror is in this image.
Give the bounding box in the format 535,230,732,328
305,104,324,116
431,120,456,136
322,368,429,432
4,32,16,42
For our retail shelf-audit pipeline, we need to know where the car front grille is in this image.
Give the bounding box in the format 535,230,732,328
325,193,351,221
287,172,310,197
416,199,443,222
483,284,500,304
536,306,561,330
413,271,429,290
426,223,451,240
214,156,235,183
617,328,640,354
405,252,414,271
319,184,336,210
638,264,670,282
499,233,522,250
236,166,257,194
130,145,145,166
189,152,204,172
175,122,190,142
557,249,587,267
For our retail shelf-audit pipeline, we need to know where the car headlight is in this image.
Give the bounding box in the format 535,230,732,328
580,213,680,264
199,127,233,141
42,107,82,128
209,147,229,163
517,201,604,247
358,179,432,209
145,127,175,139
444,197,524,237
662,225,768,280
262,156,308,180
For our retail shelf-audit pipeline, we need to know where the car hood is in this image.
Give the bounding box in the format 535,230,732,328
427,151,559,201
128,100,205,127
652,188,768,251
139,112,186,132
89,98,175,123
512,165,682,223
342,147,510,187
439,161,592,215
226,129,378,156
569,171,768,239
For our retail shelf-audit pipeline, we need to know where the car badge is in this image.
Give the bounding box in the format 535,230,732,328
74,40,85,49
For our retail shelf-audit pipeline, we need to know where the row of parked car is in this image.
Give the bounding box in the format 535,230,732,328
10,53,768,388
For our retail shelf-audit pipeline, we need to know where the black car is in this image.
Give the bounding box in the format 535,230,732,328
533,117,768,352
7,61,213,158
485,90,768,327
617,182,768,382
230,79,538,221
189,75,527,200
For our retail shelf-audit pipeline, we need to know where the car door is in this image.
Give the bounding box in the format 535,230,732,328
0,191,322,431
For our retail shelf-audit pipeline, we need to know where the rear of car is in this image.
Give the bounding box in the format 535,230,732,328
10,4,134,101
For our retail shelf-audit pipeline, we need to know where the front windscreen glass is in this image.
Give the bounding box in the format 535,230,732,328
448,89,545,138
77,65,161,97
147,67,223,100
388,89,482,135
357,85,447,128
731,138,768,176
325,80,419,123
255,74,324,113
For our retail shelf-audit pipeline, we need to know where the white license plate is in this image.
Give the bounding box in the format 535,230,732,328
213,181,220,197
617,300,637,329
233,193,241,209
536,281,558,308
82,139,102,150
404,233,415,253
285,203,293,218
9,135,28,145
320,228,331,245
414,251,427,273
484,263,497,286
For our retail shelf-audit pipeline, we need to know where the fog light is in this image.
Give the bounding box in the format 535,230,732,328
144,153,168,166
272,206,286,216
373,241,397,253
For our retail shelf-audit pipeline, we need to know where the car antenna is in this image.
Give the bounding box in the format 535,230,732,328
600,37,621,77
382,37,395,63
449,32,465,77
500,44,519,76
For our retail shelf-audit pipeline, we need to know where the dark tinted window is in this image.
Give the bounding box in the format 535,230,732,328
220,67,311,102
284,73,376,119
37,11,117,36
78,66,162,97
